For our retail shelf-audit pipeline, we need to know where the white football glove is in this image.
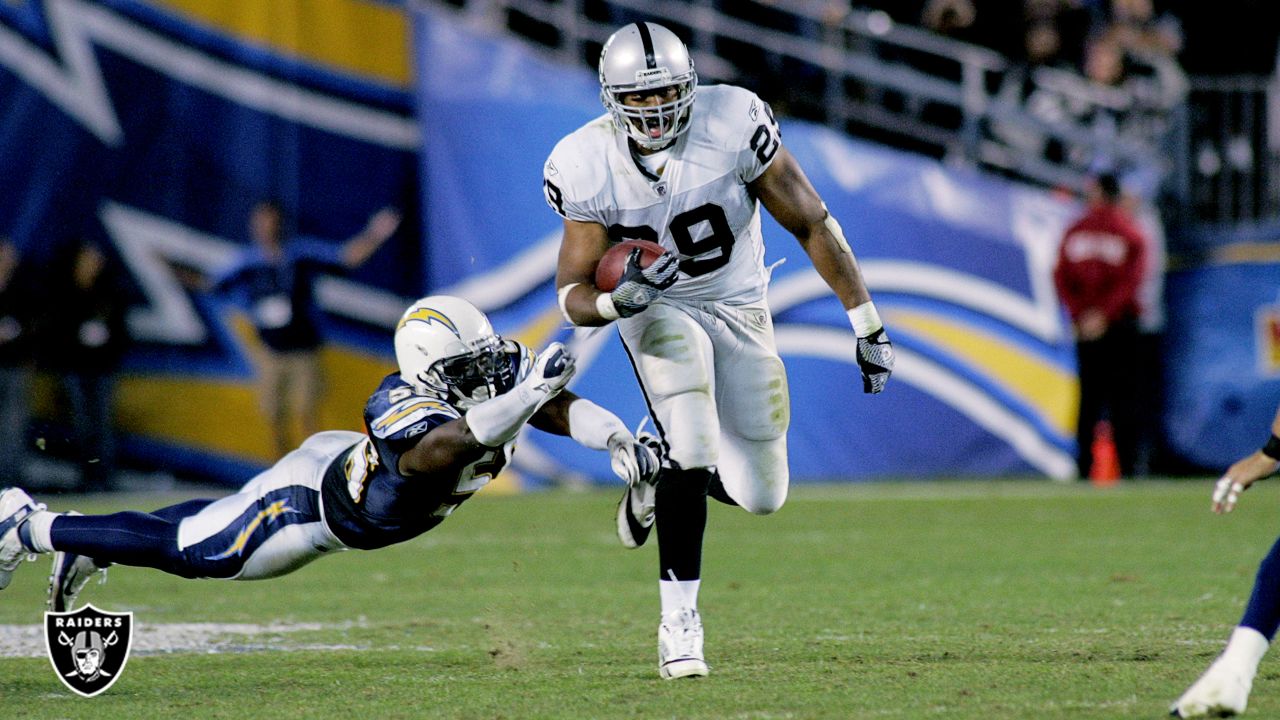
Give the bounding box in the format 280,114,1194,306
607,432,661,487
611,249,679,318
527,342,576,396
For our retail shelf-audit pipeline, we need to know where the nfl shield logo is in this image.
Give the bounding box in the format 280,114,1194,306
44,604,133,697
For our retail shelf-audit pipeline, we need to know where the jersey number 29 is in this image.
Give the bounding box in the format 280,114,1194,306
608,202,735,278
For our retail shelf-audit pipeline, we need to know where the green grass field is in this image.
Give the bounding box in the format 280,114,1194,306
1,479,1277,719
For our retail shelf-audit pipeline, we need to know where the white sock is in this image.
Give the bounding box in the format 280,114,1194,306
659,579,700,617
1219,626,1270,678
23,510,57,554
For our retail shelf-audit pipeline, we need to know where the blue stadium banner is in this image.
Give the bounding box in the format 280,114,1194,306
1165,262,1280,469
1,0,419,484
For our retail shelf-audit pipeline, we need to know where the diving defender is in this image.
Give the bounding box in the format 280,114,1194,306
0,295,657,611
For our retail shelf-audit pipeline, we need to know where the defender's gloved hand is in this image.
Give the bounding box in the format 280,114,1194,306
607,432,661,487
528,342,576,395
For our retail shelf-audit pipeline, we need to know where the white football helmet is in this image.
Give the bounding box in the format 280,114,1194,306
393,295,515,409
599,22,698,150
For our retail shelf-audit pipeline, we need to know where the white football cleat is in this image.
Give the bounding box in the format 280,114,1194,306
0,487,44,590
1171,662,1252,718
616,432,660,549
658,607,709,679
48,513,106,612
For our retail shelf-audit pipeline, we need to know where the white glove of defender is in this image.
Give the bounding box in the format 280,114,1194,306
527,342,576,395
607,432,660,487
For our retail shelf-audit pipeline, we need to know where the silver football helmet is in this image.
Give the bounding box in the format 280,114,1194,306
393,295,516,409
599,22,698,150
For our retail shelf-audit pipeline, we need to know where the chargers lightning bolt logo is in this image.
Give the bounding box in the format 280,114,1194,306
204,500,299,561
397,308,459,337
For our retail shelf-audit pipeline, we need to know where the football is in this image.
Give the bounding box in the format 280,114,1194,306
594,239,667,291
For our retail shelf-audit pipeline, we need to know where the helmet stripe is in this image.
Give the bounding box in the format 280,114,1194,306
636,22,656,70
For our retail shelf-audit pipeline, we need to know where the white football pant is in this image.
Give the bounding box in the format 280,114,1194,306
618,299,790,514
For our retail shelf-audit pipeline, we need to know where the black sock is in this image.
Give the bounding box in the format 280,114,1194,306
706,471,738,507
656,467,712,581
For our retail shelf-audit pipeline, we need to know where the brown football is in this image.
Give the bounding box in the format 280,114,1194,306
594,240,668,291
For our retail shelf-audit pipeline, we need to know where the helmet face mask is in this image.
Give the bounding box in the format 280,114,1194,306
599,22,697,150
394,296,515,410
430,335,516,408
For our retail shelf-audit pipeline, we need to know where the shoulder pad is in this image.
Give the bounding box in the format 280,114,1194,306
545,115,613,206
368,393,460,441
696,85,770,150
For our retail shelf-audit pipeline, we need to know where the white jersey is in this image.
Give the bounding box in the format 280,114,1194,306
543,85,783,305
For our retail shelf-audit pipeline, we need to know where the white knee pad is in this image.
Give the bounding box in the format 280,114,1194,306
718,434,789,515
718,355,790,442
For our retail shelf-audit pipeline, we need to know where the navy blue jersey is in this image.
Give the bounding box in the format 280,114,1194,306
320,345,533,550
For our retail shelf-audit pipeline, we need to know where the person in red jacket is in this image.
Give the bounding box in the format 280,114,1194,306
1053,173,1149,479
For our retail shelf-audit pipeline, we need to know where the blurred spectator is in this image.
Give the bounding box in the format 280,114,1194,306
0,240,35,488
1053,173,1149,479
1022,0,1091,69
39,239,131,491
209,201,401,458
1107,0,1182,59
921,0,977,39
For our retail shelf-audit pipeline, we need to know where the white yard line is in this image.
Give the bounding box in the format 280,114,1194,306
0,620,377,658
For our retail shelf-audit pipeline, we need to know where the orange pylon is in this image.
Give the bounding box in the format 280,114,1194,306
1089,420,1121,487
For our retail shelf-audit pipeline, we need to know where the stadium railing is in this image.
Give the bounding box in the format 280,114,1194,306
413,0,1185,202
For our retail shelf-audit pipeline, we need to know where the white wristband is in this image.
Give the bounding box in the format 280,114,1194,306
567,399,629,451
847,302,882,336
595,291,620,321
557,283,580,324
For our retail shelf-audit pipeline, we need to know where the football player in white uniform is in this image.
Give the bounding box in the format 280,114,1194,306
0,296,656,612
544,22,894,679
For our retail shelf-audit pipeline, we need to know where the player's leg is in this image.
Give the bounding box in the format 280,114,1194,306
1,485,192,595
5,431,359,593
46,498,223,611
709,301,790,514
1172,535,1280,717
618,301,716,679
172,430,356,580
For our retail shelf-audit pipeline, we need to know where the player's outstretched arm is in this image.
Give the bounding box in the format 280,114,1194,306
531,392,659,486
1212,403,1280,513
749,146,894,394
397,343,576,476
